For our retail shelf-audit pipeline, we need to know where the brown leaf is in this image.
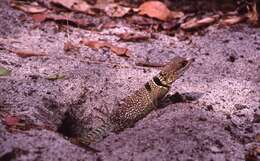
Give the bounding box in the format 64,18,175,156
11,1,47,14
109,45,129,56
64,41,79,52
51,0,92,13
31,13,48,22
117,32,150,42
138,1,183,21
80,40,107,49
97,21,117,30
220,16,247,26
80,39,130,57
170,11,185,19
247,1,259,26
181,15,220,30
12,49,47,58
4,115,21,126
45,13,94,28
104,3,131,17
256,134,260,142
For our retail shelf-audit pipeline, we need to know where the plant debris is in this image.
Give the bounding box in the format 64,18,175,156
137,1,184,21
47,73,66,80
11,1,47,14
80,39,130,57
181,15,220,30
0,67,11,76
117,32,151,42
104,3,131,18
12,49,47,58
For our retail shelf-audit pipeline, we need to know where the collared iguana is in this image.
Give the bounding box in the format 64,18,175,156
72,56,194,146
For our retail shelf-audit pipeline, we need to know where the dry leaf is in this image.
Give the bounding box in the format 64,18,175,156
47,74,65,80
117,32,150,42
0,66,11,76
181,15,220,30
80,40,106,49
109,45,129,56
64,41,79,52
220,16,247,26
256,134,260,142
104,3,131,17
138,1,183,21
4,115,21,126
51,0,92,13
13,50,47,58
247,1,259,25
31,13,48,22
170,11,184,19
11,1,47,13
44,13,93,28
97,21,117,30
72,1,91,13
80,39,130,57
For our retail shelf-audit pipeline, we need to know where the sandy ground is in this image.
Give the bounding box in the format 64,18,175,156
0,0,259,161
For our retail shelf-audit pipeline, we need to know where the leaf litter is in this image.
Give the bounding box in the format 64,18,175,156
10,0,259,36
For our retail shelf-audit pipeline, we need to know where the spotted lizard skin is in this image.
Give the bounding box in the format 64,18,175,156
75,56,194,145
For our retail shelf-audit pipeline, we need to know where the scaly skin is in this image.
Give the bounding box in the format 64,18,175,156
75,56,194,145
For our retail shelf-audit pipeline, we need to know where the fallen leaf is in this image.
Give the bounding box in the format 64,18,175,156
4,115,21,126
245,146,260,161
80,39,130,57
12,49,47,58
104,3,131,17
72,0,92,13
31,13,48,22
51,0,92,13
47,73,65,80
80,40,106,49
117,32,151,42
0,67,11,76
181,15,220,30
220,15,247,26
256,134,260,142
97,21,117,30
247,1,259,25
170,11,185,19
128,15,160,26
109,45,129,56
11,1,47,14
45,13,94,28
138,1,183,21
64,41,79,52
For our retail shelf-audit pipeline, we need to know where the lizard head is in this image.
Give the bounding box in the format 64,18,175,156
157,56,194,86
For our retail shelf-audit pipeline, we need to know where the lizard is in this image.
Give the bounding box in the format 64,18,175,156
72,56,194,146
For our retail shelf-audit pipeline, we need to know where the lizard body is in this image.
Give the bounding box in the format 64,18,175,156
76,56,194,145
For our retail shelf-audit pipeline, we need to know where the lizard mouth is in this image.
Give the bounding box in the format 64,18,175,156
176,58,194,78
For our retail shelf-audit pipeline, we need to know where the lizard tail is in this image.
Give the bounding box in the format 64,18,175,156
78,121,113,145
